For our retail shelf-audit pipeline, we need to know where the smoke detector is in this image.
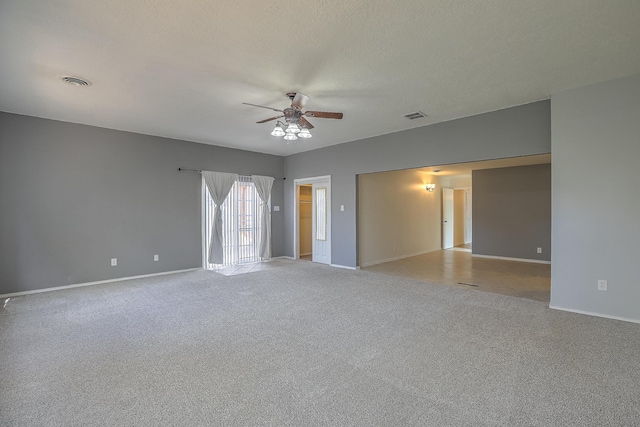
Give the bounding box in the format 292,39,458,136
61,76,92,87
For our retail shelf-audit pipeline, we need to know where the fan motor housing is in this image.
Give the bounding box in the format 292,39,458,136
283,108,303,123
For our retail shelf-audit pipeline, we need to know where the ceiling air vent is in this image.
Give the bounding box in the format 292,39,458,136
403,111,427,120
61,76,92,87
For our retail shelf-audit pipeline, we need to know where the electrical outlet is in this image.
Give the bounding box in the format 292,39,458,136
340,205,345,211
537,247,542,254
154,255,159,262
110,258,117,267
597,279,608,291
273,206,280,212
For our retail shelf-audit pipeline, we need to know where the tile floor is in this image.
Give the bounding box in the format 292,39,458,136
362,249,551,302
215,248,550,303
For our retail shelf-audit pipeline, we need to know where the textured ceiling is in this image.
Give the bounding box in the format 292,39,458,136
1,1,639,156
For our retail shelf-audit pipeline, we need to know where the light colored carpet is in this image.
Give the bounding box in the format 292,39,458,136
1,260,639,426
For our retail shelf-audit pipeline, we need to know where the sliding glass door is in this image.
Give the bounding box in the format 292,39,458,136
204,176,263,268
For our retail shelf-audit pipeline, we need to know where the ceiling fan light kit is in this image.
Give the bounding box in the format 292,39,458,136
270,124,285,137
298,128,312,139
286,123,300,134
243,93,343,143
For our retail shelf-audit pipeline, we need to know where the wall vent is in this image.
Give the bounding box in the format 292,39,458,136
61,76,92,87
403,111,427,120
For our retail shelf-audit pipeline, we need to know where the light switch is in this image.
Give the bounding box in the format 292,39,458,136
273,206,280,212
597,280,608,291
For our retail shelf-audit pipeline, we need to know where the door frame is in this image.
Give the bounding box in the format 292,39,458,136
452,186,472,247
461,187,472,244
293,175,331,263
442,187,454,249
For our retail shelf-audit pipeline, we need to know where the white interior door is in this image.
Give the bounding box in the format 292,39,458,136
465,189,472,244
312,182,331,264
442,188,454,249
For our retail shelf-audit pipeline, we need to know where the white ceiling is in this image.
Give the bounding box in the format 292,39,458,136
1,1,639,156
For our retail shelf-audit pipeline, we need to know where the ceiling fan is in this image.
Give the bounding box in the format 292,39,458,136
243,93,343,141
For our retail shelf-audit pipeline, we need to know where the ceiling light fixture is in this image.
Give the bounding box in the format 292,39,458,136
271,124,285,137
286,123,301,134
298,128,312,139
271,120,312,142
249,93,335,143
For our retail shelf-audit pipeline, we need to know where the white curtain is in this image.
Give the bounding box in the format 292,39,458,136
202,171,238,264
252,175,275,259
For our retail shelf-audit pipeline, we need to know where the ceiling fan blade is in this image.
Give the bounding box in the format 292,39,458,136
291,93,310,110
305,111,343,119
299,117,314,129
256,115,284,124
242,103,283,113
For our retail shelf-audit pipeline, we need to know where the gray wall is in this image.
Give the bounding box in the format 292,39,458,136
472,164,551,261
0,112,284,294
551,73,640,322
284,100,552,267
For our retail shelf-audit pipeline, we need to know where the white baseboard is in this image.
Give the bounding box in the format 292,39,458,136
472,254,551,265
549,305,640,324
0,268,202,298
274,256,295,260
330,264,360,270
360,250,432,268
274,256,357,270
276,255,358,270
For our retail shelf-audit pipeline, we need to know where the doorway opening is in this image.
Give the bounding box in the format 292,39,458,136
293,176,331,265
357,154,551,301
203,176,264,269
442,187,472,252
298,185,313,261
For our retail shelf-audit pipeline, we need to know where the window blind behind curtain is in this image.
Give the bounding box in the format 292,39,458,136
235,175,260,264
202,172,274,267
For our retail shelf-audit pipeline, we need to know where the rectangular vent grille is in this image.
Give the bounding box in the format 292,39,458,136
403,111,427,120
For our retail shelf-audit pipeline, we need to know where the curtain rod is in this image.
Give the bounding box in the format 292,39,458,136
178,168,285,180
